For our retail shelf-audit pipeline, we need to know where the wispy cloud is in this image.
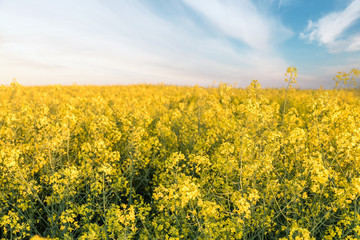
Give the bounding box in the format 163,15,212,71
346,33,360,51
0,0,292,86
180,0,293,51
300,0,360,52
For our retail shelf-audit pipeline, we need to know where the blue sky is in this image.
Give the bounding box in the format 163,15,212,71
0,0,359,88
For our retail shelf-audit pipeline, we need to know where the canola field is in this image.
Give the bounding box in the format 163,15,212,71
1,69,360,239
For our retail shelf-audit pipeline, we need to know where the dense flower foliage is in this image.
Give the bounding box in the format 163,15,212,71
1,69,360,239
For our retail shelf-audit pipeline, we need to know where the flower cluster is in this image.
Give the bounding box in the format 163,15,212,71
1,69,360,239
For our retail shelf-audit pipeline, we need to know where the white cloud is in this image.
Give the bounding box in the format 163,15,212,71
0,0,291,87
346,33,360,51
300,0,360,52
180,0,293,51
